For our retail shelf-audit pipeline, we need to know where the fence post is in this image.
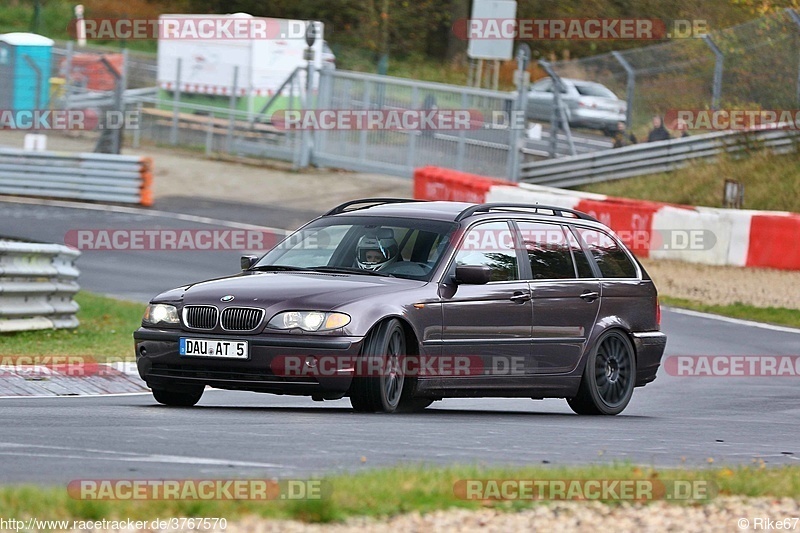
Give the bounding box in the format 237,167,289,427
133,101,142,148
612,51,635,127
456,91,467,171
358,81,371,165
407,85,419,170
227,66,239,153
64,41,73,105
539,59,575,159
702,35,724,110
788,8,800,105
170,58,181,145
205,112,214,156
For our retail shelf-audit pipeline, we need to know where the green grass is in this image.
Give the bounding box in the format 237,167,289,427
0,292,143,362
660,296,800,329
0,464,798,524
576,149,800,213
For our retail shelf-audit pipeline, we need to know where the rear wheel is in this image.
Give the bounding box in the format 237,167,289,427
567,330,636,415
350,319,417,413
151,385,204,407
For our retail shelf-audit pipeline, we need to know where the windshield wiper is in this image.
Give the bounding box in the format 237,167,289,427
310,266,391,277
247,265,311,272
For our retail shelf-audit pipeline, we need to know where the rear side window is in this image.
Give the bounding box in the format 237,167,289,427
516,222,574,279
566,227,595,278
574,228,638,278
455,221,518,282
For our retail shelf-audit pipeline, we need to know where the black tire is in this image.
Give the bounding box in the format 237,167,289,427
349,319,409,413
567,330,636,416
152,385,204,407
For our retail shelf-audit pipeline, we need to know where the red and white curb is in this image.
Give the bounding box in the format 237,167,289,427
414,166,800,270
0,362,146,398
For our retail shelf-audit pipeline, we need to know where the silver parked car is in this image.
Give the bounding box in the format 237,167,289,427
525,78,626,135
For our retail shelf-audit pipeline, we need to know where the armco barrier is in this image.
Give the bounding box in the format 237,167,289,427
414,166,800,271
519,127,800,188
0,241,81,332
0,148,153,206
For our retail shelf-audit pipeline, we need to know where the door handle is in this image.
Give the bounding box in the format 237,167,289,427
580,291,599,302
510,291,532,303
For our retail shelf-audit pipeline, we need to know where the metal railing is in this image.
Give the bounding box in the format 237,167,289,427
0,241,80,332
0,148,153,205
520,127,800,188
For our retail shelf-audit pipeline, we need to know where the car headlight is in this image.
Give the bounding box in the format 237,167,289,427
142,303,180,326
267,311,350,332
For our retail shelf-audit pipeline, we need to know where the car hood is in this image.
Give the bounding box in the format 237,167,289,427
156,271,425,310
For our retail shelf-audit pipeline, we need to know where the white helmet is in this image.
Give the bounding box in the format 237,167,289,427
356,233,398,271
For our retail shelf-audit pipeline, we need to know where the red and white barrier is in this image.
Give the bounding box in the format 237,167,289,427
413,166,800,271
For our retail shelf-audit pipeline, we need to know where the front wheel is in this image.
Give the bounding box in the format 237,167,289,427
349,319,410,413
567,330,636,415
152,385,205,407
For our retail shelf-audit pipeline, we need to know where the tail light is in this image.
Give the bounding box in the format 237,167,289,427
656,296,662,329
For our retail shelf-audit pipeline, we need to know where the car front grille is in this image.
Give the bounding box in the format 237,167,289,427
183,305,218,329
221,307,264,331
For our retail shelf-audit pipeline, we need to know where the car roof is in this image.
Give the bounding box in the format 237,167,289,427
325,200,604,226
331,201,474,222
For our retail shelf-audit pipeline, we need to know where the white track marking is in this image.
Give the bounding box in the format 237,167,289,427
0,195,288,233
665,307,800,334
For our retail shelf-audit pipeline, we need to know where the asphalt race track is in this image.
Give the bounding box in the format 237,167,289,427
1,198,798,485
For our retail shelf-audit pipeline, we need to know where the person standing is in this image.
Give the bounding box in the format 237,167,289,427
647,115,671,142
612,121,637,148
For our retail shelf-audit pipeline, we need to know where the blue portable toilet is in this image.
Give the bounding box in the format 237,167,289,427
0,33,54,111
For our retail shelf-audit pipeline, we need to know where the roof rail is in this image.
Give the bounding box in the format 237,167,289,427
323,198,424,217
455,203,598,222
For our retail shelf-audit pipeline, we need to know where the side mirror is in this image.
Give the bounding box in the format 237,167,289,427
241,255,258,271
454,265,492,285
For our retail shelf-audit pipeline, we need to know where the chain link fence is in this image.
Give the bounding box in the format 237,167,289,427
550,9,800,132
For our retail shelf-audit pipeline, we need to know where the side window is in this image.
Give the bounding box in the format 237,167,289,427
516,222,575,280
574,227,638,278
455,221,519,282
566,227,595,278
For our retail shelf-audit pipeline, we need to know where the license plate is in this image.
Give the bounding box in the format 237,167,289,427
179,338,248,359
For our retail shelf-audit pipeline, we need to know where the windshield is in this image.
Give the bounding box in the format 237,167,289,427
574,84,618,99
254,216,458,281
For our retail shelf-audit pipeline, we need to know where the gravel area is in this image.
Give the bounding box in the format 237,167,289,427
641,259,800,310
67,497,799,532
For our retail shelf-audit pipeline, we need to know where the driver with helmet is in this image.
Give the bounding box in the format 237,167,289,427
356,232,399,271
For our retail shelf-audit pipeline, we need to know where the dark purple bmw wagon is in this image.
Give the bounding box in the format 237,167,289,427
134,199,666,415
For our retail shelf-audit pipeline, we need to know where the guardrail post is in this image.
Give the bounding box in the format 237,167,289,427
788,8,800,105
612,51,635,128
170,58,181,145
205,112,214,156
702,35,724,110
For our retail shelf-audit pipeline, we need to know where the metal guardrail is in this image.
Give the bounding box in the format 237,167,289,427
0,241,80,332
520,127,800,187
0,148,153,205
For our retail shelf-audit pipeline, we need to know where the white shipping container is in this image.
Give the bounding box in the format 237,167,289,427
157,13,324,106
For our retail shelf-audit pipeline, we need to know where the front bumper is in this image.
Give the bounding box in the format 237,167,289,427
134,328,365,398
632,331,667,386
